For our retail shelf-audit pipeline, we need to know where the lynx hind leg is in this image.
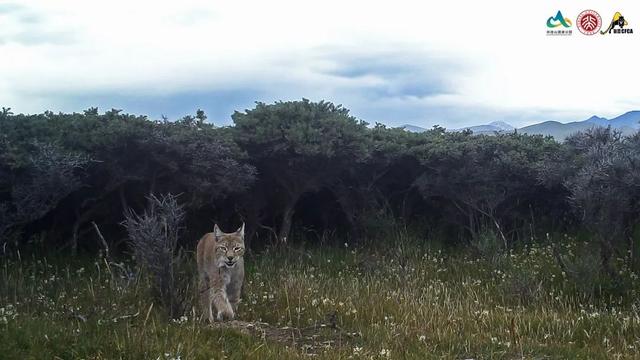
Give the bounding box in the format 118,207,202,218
201,289,215,323
199,274,214,323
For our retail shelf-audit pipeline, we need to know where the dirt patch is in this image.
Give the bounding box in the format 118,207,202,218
210,319,360,355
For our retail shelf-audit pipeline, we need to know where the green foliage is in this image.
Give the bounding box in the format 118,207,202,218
233,99,368,160
413,132,561,242
500,266,543,305
3,99,640,358
541,127,640,279
232,99,369,242
1,100,639,269
562,245,604,299
0,108,255,251
471,228,505,264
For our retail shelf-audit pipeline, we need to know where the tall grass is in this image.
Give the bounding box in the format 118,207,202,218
1,234,639,359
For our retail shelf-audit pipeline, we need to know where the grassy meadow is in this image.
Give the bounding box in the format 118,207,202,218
1,235,639,359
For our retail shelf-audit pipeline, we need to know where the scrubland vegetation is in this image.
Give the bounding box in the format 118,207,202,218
1,100,640,358
2,236,640,358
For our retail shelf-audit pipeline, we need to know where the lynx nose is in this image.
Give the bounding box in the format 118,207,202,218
227,256,234,261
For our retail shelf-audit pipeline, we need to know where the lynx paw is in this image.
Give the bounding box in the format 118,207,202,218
216,309,235,321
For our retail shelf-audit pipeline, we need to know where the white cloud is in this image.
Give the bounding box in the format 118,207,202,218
1,0,639,127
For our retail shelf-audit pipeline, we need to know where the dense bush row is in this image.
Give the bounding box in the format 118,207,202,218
1,100,639,272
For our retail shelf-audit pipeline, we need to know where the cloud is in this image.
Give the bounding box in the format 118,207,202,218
317,49,461,99
0,2,76,46
2,0,640,129
3,37,469,126
0,3,23,14
1,31,75,46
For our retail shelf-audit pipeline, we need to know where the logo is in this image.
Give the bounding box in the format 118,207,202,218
546,11,573,36
547,11,572,28
577,10,602,35
601,12,633,34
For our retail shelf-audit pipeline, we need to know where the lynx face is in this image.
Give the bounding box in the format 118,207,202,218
214,225,245,268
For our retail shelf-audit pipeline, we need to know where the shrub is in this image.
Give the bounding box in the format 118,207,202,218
123,193,190,318
554,243,604,299
501,267,543,305
471,229,505,265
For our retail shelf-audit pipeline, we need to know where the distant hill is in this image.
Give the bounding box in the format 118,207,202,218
608,111,640,129
400,124,427,133
453,121,515,134
583,115,609,127
400,111,640,141
401,121,515,134
518,111,640,140
518,121,595,140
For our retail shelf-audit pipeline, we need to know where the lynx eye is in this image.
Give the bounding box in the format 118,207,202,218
234,247,242,252
218,246,227,252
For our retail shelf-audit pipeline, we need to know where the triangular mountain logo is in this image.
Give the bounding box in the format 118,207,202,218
547,11,572,28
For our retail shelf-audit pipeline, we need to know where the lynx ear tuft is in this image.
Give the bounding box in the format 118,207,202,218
213,224,223,239
237,222,245,238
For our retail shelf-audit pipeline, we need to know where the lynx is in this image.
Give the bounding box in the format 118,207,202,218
196,223,245,322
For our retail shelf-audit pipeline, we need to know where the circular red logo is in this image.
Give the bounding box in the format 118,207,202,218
577,10,602,35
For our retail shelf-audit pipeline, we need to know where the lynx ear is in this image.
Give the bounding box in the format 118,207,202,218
236,222,245,238
213,224,223,240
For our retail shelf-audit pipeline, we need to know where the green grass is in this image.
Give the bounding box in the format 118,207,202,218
1,237,640,359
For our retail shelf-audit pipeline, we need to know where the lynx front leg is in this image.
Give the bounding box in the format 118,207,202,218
212,289,234,321
227,285,242,314
230,299,240,313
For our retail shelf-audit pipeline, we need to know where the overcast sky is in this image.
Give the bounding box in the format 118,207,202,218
1,1,639,128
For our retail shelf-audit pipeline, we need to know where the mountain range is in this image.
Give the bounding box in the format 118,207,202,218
401,111,640,140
